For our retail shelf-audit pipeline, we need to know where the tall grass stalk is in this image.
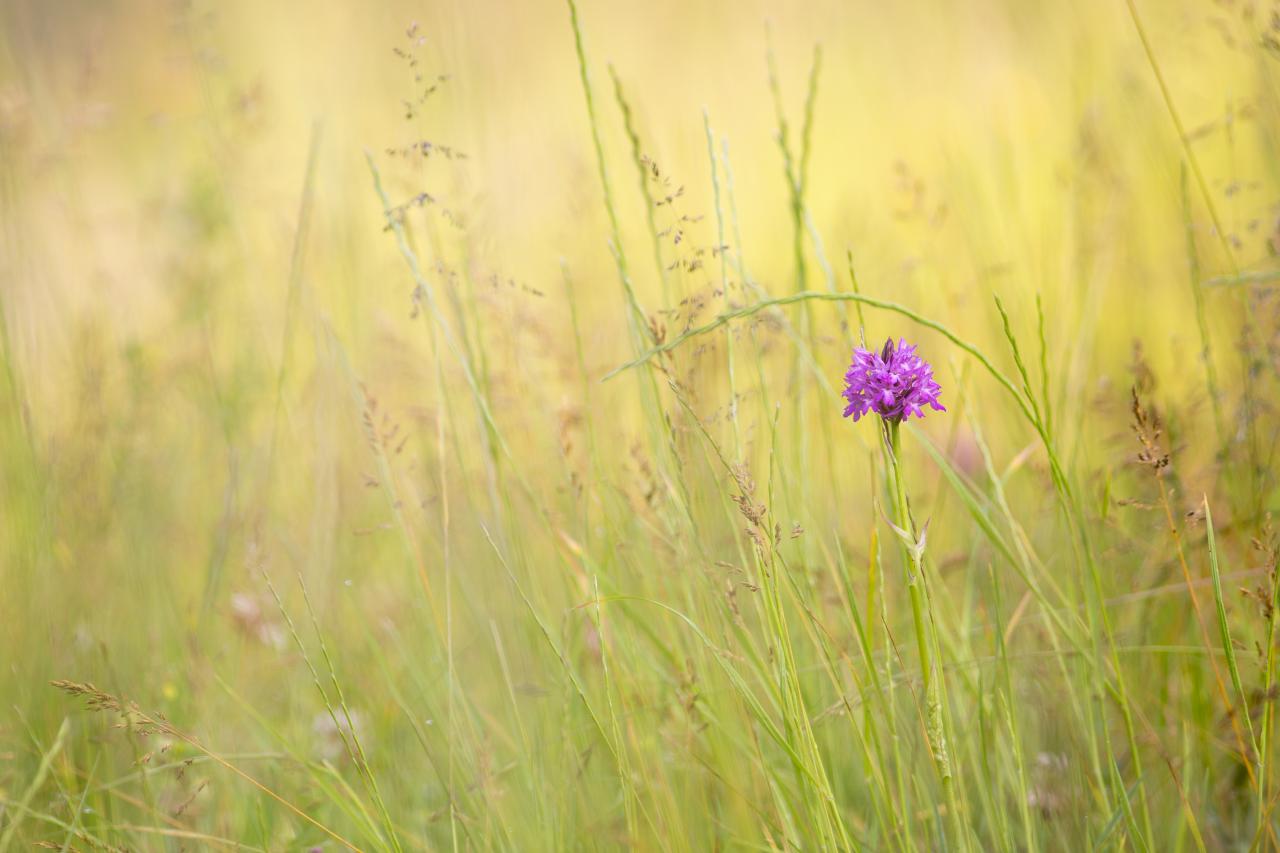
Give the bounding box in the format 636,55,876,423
1179,163,1227,451
14,6,1280,849
1203,500,1261,811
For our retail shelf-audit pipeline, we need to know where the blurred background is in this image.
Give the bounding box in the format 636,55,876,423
3,0,1280,848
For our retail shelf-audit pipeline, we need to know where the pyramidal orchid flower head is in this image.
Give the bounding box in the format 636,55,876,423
841,337,946,423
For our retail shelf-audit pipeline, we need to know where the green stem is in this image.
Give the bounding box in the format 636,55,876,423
887,421,964,846
1260,554,1280,834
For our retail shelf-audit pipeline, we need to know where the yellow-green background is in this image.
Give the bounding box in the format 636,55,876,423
2,0,1279,848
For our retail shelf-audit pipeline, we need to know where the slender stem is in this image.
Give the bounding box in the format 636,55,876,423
564,0,648,340
886,421,963,845
1261,554,1280,831
1179,163,1226,452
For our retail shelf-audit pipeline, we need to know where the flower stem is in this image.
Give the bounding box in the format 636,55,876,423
887,420,964,844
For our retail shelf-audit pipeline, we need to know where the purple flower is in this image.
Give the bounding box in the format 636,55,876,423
841,337,946,423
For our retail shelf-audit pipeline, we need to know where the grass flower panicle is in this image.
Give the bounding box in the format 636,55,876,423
841,337,945,423
14,5,1278,850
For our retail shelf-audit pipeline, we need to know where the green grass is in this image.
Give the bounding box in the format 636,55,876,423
3,0,1280,849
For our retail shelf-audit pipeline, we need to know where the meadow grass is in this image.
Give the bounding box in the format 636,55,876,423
3,0,1280,849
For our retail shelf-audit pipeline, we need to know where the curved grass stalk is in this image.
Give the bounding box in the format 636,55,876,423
605,292,1026,403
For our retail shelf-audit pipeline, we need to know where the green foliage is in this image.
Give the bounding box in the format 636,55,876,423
3,0,1280,849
